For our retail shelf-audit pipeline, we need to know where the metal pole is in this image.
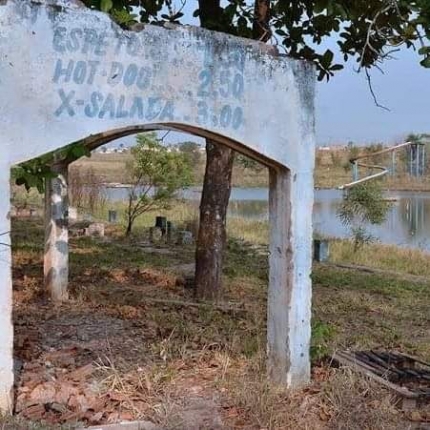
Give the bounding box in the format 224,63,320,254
416,144,420,177
391,150,396,177
352,161,359,181
408,146,413,176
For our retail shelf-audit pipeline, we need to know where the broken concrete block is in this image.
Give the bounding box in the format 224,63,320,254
149,227,163,243
68,206,78,221
176,230,193,245
85,223,105,237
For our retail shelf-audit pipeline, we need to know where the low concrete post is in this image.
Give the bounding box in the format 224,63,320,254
44,164,69,303
352,161,359,182
267,168,312,387
0,163,14,412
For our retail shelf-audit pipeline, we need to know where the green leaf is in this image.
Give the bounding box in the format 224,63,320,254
330,64,344,71
314,0,328,14
321,49,334,68
100,0,113,13
420,56,430,68
418,46,430,55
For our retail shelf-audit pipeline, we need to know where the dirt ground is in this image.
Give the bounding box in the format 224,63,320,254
9,218,430,429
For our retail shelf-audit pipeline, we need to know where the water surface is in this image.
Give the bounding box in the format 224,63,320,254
104,186,430,251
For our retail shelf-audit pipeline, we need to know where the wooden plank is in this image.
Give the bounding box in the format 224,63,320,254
391,351,430,369
354,351,398,379
333,352,418,399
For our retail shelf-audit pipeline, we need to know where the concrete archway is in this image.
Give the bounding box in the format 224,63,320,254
0,0,316,411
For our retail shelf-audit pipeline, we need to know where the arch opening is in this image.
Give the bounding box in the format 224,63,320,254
0,0,316,415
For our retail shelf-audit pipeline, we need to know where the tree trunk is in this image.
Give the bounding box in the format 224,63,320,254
194,0,231,300
195,141,234,301
194,0,271,300
252,0,271,42
125,215,133,236
44,163,69,303
197,0,224,31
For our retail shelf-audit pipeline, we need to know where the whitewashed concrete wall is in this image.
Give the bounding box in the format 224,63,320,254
0,0,315,411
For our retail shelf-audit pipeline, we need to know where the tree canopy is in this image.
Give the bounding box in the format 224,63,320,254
83,1,430,81
123,132,193,235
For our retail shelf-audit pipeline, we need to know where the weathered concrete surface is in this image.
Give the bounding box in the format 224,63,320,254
0,0,315,411
0,0,314,168
268,168,313,386
44,164,69,303
0,162,13,413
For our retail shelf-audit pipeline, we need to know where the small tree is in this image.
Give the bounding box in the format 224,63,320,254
124,133,193,236
338,181,392,251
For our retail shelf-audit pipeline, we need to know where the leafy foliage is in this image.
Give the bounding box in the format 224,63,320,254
351,226,377,251
338,181,391,250
176,141,202,165
235,154,264,172
124,132,193,235
82,1,430,81
311,319,335,362
338,181,390,226
12,143,91,193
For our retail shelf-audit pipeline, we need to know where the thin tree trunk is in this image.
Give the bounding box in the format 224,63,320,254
195,140,234,301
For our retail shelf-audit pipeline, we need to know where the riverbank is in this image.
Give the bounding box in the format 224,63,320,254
72,150,430,191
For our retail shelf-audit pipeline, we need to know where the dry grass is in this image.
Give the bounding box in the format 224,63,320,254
330,239,430,278
321,368,406,430
73,151,269,187
71,152,133,183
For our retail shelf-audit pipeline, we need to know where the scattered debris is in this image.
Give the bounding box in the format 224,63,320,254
333,350,430,410
176,230,193,245
149,227,163,244
86,222,105,238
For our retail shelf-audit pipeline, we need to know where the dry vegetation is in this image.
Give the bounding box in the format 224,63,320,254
73,145,430,190
7,215,430,429
71,152,269,188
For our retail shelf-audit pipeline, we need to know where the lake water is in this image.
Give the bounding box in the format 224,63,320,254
105,186,430,251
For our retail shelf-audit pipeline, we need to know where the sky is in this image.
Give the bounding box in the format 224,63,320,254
316,46,430,145
117,2,430,148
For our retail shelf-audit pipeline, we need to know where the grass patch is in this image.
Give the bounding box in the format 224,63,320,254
329,239,430,277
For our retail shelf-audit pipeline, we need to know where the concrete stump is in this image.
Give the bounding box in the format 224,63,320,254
85,222,105,237
149,227,163,243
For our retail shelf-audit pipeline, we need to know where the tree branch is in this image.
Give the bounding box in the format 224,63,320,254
365,68,390,111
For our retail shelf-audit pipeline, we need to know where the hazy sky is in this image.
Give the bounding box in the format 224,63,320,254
118,3,430,147
317,46,430,145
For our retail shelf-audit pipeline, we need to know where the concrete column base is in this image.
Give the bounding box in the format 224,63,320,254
267,168,312,387
0,164,14,412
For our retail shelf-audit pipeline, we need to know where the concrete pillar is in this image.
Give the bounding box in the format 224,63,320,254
0,163,14,412
44,164,69,303
267,167,312,387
